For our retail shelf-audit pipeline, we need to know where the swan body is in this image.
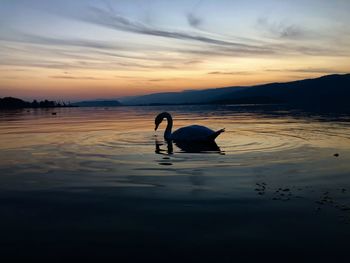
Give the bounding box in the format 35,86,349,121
155,112,224,142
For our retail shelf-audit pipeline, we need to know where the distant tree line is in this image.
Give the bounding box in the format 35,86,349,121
0,97,74,109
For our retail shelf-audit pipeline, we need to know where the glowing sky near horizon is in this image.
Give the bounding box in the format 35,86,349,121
1,0,350,101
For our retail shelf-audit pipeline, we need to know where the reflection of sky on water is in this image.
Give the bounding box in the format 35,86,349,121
0,105,349,193
1,105,350,260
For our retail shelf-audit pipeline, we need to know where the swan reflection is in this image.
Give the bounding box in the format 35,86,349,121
155,137,173,155
175,140,223,154
155,137,224,155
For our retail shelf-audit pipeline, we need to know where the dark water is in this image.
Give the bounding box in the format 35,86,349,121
1,105,350,262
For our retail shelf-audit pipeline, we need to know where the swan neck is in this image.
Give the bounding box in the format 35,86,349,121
164,114,173,140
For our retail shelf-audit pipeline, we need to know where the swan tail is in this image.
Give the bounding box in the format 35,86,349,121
208,128,225,141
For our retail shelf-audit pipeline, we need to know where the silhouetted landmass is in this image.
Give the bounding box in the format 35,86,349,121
71,100,121,107
120,74,350,112
0,97,73,109
211,74,350,111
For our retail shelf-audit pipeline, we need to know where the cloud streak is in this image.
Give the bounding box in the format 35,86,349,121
266,68,347,74
257,17,305,39
78,6,344,58
208,71,253,75
85,6,267,51
49,75,107,80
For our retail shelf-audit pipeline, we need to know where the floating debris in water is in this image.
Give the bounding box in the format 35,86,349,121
341,206,350,211
159,162,172,166
313,190,350,224
334,153,339,157
51,112,57,115
256,184,349,220
270,186,295,201
255,182,266,196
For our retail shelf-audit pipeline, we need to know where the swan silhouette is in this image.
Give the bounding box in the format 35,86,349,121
154,112,225,142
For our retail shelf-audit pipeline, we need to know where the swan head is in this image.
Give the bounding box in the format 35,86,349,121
154,112,171,131
154,114,163,131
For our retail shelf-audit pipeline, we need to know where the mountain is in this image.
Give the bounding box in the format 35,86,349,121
211,74,350,110
120,74,350,111
72,100,122,107
120,87,246,105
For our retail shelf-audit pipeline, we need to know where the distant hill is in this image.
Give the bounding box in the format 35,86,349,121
211,74,350,111
120,87,246,105
0,97,121,109
120,74,350,111
0,97,30,108
0,97,72,109
72,100,122,107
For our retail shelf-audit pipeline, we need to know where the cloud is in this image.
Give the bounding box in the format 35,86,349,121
266,68,347,74
49,75,107,80
82,6,342,57
1,3,346,75
0,33,121,51
0,28,344,74
208,71,253,75
187,13,202,28
187,0,204,28
0,43,200,71
0,34,206,70
257,17,305,39
85,6,265,50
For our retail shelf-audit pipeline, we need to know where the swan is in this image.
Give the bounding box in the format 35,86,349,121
154,112,225,142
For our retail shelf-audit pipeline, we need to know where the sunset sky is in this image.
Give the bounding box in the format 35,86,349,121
1,0,350,101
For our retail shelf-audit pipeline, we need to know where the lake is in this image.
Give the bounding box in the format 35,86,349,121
1,105,350,262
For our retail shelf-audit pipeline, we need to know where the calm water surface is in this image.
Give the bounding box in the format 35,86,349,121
1,105,350,261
